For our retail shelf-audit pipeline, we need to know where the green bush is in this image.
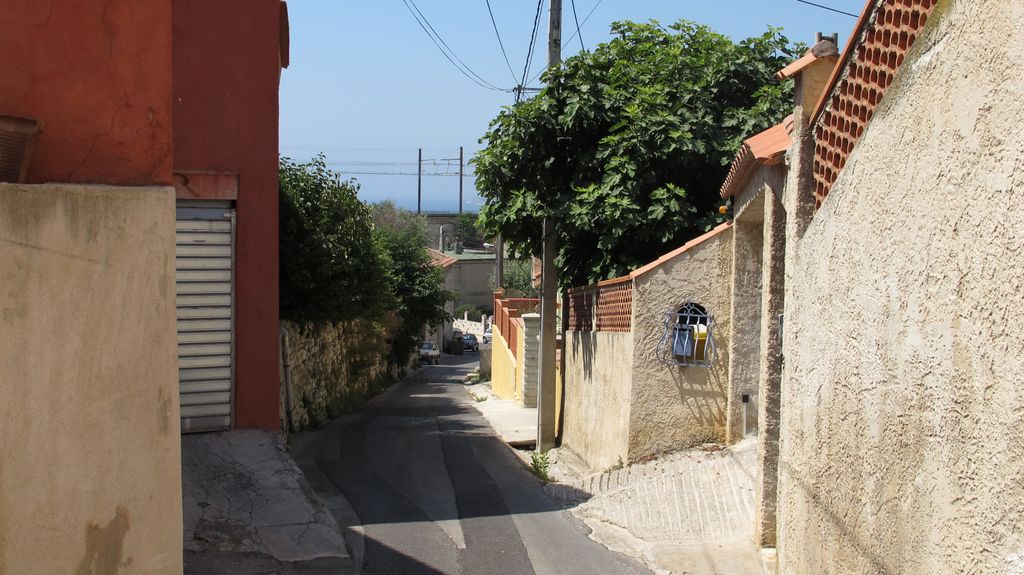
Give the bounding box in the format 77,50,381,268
279,155,391,322
279,158,452,366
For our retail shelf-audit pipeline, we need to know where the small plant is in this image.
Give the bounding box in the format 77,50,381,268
530,450,552,482
605,456,624,473
473,394,488,403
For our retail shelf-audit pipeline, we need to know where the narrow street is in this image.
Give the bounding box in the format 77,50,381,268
292,354,650,575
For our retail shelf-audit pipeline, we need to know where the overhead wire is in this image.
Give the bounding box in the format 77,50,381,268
570,0,585,53
484,0,520,84
528,0,603,84
793,0,859,18
518,0,546,102
401,0,510,92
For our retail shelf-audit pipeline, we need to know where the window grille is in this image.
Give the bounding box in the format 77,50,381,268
655,302,716,367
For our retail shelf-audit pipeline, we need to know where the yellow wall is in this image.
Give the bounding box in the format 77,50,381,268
490,323,517,400
0,183,183,574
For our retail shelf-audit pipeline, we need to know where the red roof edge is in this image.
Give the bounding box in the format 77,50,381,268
630,222,733,279
428,248,457,269
720,115,794,199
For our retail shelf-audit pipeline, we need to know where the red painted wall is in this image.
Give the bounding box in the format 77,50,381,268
0,1,173,185
173,0,283,429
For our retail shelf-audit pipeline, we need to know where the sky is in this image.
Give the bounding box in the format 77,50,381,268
279,0,866,213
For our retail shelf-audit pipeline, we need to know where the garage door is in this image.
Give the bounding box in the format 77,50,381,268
176,203,234,432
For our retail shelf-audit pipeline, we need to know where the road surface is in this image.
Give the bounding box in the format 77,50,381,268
293,353,650,575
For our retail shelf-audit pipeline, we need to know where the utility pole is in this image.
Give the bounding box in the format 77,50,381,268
537,0,561,451
417,148,423,214
458,145,464,213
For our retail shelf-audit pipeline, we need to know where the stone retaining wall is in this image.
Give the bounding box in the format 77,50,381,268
281,320,398,432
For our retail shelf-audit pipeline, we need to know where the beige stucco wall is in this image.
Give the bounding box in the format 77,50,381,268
726,176,772,442
629,227,733,461
778,1,1024,573
562,330,634,471
0,184,182,574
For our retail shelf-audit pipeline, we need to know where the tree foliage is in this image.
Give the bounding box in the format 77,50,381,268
371,202,452,365
455,212,484,247
280,157,451,365
473,20,800,287
490,258,539,298
280,155,390,321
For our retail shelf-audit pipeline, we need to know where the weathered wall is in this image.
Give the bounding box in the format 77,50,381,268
0,1,173,185
0,184,182,573
562,330,634,471
173,0,283,429
454,258,497,310
754,184,787,548
778,1,1024,572
629,227,733,461
281,320,395,431
726,179,769,442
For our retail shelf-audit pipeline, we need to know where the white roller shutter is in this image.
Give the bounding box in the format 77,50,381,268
176,203,235,432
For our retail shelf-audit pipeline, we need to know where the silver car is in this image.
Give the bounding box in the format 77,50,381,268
418,341,440,365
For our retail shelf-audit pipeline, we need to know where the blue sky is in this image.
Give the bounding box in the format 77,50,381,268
280,0,865,212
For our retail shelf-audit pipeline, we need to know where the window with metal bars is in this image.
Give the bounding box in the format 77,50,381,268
655,302,717,367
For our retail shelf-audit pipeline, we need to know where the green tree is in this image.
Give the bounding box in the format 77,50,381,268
455,212,483,247
490,258,539,298
473,20,800,287
371,202,453,364
279,155,390,321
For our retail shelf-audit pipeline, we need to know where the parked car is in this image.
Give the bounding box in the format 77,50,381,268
418,341,440,365
462,334,479,352
482,328,492,344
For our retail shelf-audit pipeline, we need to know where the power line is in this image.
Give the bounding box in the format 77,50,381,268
484,0,519,84
333,171,476,177
570,0,585,52
793,0,859,18
518,0,546,102
529,0,603,83
401,0,510,92
406,0,505,90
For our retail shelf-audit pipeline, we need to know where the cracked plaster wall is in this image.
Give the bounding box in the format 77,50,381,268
778,1,1024,572
0,183,182,574
0,1,173,185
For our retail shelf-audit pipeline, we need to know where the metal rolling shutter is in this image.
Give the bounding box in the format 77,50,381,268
176,204,235,432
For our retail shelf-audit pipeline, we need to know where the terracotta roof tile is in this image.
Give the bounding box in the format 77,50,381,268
720,116,794,199
428,248,457,269
810,0,939,208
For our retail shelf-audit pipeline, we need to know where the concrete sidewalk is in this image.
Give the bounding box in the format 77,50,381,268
466,381,537,447
182,430,349,574
545,439,767,575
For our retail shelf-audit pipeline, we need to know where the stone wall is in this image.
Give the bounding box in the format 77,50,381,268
281,320,396,432
629,224,734,461
562,330,634,471
778,1,1024,572
0,183,182,573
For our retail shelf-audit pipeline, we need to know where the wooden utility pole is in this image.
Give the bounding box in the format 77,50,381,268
417,148,423,214
537,0,561,451
458,145,464,213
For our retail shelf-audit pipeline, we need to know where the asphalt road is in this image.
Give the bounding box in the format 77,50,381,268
293,352,650,575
